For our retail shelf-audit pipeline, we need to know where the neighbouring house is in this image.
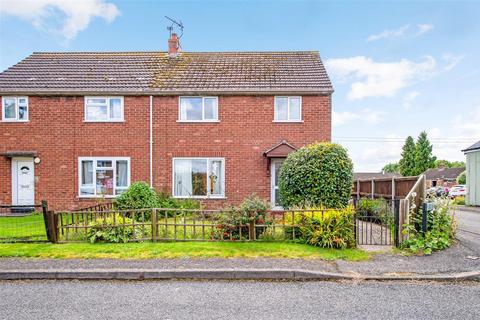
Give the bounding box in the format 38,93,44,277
424,167,465,188
0,34,332,210
353,172,401,181
462,141,480,206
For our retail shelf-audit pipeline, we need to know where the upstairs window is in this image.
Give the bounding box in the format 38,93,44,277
84,97,124,122
173,158,225,198
179,97,218,122
274,96,302,122
79,157,130,197
2,97,28,122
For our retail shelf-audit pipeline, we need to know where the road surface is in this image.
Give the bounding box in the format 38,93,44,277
0,280,478,320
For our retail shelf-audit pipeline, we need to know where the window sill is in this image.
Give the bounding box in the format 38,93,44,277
272,120,304,123
1,120,29,123
176,120,220,123
78,195,119,199
83,120,125,123
172,196,226,200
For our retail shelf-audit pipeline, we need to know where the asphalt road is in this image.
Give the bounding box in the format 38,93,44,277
455,207,480,255
0,280,479,320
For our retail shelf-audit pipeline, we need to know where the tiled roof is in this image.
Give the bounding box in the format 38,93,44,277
425,167,465,181
353,172,401,180
462,140,480,153
0,51,333,95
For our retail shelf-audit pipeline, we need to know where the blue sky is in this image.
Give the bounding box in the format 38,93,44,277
1,0,479,172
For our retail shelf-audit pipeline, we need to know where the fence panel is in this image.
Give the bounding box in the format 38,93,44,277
52,208,347,243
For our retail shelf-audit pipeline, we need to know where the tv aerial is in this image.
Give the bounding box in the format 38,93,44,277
165,16,184,38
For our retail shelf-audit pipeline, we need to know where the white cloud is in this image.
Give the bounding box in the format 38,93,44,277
442,53,465,71
402,91,420,110
416,24,434,36
0,0,120,40
452,105,480,138
325,56,436,100
366,23,434,42
366,24,410,42
333,108,385,126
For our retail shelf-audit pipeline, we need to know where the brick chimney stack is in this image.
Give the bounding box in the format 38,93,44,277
168,33,180,57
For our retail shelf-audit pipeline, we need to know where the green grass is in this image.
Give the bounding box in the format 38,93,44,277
0,214,47,240
0,242,369,261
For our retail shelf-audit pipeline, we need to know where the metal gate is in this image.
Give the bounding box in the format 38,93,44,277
0,202,49,242
354,199,400,247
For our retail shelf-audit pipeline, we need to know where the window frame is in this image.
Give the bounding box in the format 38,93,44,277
84,96,124,122
273,96,303,122
172,157,226,199
78,156,131,198
177,96,219,122
2,96,29,122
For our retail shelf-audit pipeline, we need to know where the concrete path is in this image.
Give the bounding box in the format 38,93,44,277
455,207,480,255
0,241,478,281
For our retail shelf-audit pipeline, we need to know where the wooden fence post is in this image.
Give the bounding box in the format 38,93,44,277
371,179,375,199
391,177,396,201
151,208,158,242
356,180,360,200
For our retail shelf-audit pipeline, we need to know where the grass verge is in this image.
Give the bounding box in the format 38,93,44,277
0,242,369,261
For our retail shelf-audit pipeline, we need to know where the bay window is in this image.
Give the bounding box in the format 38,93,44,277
173,158,225,198
84,97,124,122
179,97,218,122
79,157,130,197
2,97,28,121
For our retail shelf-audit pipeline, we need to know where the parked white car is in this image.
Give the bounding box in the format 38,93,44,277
449,185,467,197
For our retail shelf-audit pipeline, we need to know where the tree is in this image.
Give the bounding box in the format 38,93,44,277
278,142,353,209
434,160,466,168
382,162,400,174
399,136,416,176
457,171,466,184
414,131,436,175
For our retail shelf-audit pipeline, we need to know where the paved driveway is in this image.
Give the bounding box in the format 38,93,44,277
455,207,480,255
0,280,479,320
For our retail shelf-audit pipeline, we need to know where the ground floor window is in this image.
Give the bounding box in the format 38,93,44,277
173,158,225,198
79,157,130,197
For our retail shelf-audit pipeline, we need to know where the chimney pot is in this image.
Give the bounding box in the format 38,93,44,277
168,33,180,57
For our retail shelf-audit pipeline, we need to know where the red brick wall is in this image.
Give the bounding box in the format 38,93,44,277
0,94,330,210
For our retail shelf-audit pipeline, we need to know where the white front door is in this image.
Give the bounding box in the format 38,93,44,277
12,158,35,205
270,159,285,210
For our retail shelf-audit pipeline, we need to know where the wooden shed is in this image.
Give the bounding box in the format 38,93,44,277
462,141,480,206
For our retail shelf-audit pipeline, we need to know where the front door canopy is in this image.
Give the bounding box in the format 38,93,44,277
263,140,297,158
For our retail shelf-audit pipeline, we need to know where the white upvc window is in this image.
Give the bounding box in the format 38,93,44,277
78,157,130,197
84,97,124,122
178,97,219,122
274,96,302,122
173,158,225,198
2,97,28,122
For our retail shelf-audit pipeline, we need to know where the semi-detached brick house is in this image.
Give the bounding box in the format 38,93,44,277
0,34,333,210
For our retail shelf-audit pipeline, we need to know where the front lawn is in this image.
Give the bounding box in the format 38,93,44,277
0,214,47,240
0,242,369,261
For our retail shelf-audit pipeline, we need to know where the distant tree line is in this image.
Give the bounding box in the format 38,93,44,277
381,131,465,176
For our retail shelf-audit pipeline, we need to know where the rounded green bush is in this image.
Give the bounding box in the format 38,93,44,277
113,182,159,210
278,142,353,209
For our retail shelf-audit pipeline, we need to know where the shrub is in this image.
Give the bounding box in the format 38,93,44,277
453,196,465,205
87,214,146,243
212,194,270,240
113,182,159,210
401,197,456,255
279,142,353,209
457,171,466,184
157,192,201,210
283,207,355,248
356,198,391,223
